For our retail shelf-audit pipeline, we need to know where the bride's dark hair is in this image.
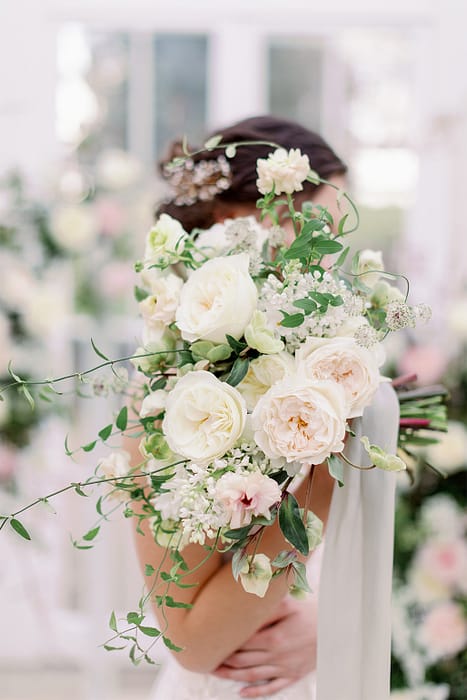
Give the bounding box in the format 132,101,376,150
156,115,347,232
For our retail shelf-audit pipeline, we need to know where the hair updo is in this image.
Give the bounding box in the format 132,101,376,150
156,115,347,232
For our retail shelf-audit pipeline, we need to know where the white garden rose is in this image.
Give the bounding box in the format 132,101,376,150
252,377,347,464
162,371,247,463
144,214,187,266
355,249,385,287
256,148,310,195
296,336,384,418
238,352,294,411
138,273,183,326
175,253,257,343
244,310,284,354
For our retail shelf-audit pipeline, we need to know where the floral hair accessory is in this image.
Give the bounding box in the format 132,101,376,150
163,154,231,206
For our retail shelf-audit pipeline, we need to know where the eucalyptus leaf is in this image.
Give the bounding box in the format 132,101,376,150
226,357,249,387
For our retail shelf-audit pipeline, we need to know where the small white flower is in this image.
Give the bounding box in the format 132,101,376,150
256,148,310,195
385,301,416,331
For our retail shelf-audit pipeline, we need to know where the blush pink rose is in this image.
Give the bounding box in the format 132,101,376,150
215,471,281,529
415,539,467,591
419,601,467,661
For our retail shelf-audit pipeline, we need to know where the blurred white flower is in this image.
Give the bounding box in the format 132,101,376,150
447,296,467,342
420,495,465,540
50,205,98,253
424,421,467,474
390,685,449,700
22,282,70,336
0,253,36,308
140,390,167,418
96,149,142,190
98,261,135,299
97,450,132,500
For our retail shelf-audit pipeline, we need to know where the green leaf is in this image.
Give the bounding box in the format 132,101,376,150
109,611,118,632
313,237,343,255
64,434,73,456
82,526,100,541
127,611,143,625
327,454,345,487
139,625,161,637
337,213,349,236
272,550,298,568
145,564,155,576
98,424,113,441
7,360,22,383
225,357,249,387
206,344,232,363
177,350,193,367
225,145,236,158
134,285,149,302
164,596,193,609
225,334,248,354
150,376,167,391
91,338,110,361
335,246,350,268
10,518,31,541
73,483,89,497
96,496,103,516
280,312,305,328
222,524,253,540
293,298,317,314
104,644,126,651
19,385,35,410
82,440,97,453
163,636,183,652
278,493,309,556
116,406,128,431
204,134,223,150
291,561,312,592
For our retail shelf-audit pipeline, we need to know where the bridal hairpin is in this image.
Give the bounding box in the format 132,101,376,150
162,155,232,206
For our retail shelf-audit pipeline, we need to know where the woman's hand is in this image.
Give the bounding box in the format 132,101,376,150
212,593,317,698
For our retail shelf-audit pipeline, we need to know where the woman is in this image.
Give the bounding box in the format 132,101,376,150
128,116,399,700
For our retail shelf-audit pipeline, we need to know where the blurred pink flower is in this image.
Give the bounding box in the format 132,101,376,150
98,261,135,299
398,344,447,385
419,601,467,660
0,444,17,481
95,197,126,237
415,539,467,590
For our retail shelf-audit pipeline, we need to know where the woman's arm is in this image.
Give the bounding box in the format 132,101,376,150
127,405,334,673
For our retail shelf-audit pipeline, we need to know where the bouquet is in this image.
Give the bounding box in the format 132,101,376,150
0,140,440,663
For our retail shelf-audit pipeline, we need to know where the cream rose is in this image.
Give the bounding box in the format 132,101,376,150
162,371,246,463
256,148,310,195
97,451,132,500
175,253,258,343
238,352,294,411
296,336,384,418
252,377,347,464
138,273,183,326
355,249,385,287
144,213,187,266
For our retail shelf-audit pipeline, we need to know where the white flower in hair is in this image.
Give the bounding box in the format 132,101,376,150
256,148,310,195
